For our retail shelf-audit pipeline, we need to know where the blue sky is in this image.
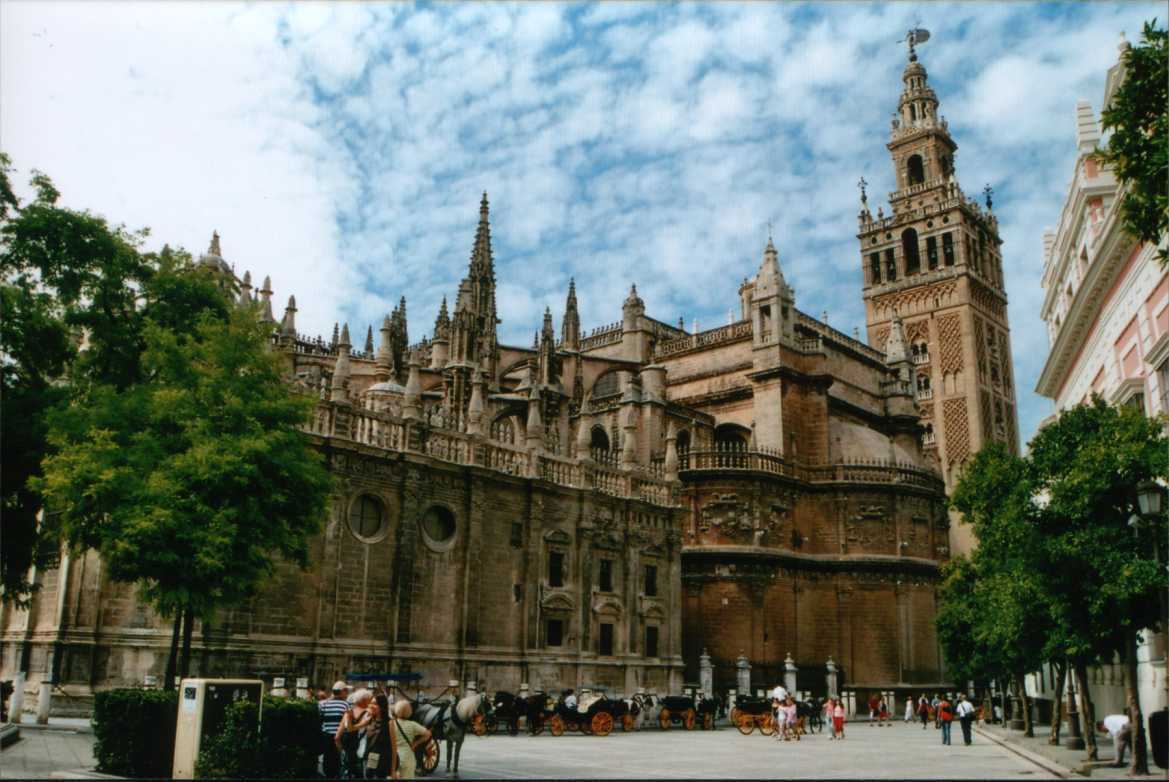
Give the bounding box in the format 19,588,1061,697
1,1,1161,445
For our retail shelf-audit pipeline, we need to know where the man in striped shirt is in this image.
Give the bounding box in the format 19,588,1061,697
319,681,350,779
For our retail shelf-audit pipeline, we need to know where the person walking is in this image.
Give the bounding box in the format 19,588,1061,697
904,695,914,724
362,694,397,780
832,699,846,740
391,701,432,780
868,694,879,726
917,694,930,729
1099,714,1132,767
931,693,941,729
937,695,953,746
320,681,351,780
956,694,976,745
825,697,837,740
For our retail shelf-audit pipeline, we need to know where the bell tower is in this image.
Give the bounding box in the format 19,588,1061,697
859,31,1020,556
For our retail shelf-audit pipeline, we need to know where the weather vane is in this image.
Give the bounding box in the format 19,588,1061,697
983,184,994,210
858,176,869,202
902,25,931,61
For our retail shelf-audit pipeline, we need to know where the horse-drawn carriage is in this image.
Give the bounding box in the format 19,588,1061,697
547,689,630,736
729,694,776,735
487,690,558,735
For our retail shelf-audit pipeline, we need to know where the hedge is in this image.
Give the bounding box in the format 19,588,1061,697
196,695,321,779
92,688,178,778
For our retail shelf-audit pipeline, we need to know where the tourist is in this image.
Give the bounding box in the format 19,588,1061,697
1099,714,1131,767
868,693,879,726
339,689,374,778
563,688,577,711
955,694,976,745
320,681,351,780
832,698,846,740
786,697,800,741
917,694,930,729
878,696,889,726
362,694,396,779
904,695,914,723
825,697,837,739
937,694,953,745
931,693,941,728
391,701,432,780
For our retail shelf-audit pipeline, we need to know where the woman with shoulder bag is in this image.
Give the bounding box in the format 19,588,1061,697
362,694,397,780
391,701,432,779
338,689,374,778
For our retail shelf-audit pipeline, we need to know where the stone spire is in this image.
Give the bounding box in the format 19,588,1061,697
330,323,351,404
538,306,559,386
754,237,788,297
375,315,394,382
403,348,422,420
561,278,580,351
885,311,909,364
208,231,221,257
280,295,297,338
430,298,450,370
258,275,274,323
364,325,374,354
240,271,253,307
434,296,450,339
330,323,339,351
470,192,495,280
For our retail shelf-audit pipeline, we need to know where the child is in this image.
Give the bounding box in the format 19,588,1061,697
833,699,846,739
825,698,837,740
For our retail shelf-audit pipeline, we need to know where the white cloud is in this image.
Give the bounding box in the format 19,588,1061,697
2,0,1162,447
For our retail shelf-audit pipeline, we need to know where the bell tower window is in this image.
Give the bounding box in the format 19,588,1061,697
884,249,896,281
902,229,921,274
926,236,938,270
942,233,955,266
869,252,881,285
907,154,925,186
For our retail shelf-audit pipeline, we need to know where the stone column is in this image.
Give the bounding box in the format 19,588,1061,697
783,652,797,695
826,656,838,698
699,649,713,697
9,671,25,724
736,654,751,695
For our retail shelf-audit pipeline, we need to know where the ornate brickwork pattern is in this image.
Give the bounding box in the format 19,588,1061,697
970,279,1007,320
906,318,930,344
973,316,987,380
980,389,993,441
998,332,1014,392
936,313,963,373
874,280,958,321
942,397,970,468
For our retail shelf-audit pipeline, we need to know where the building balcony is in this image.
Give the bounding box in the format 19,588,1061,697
912,353,930,365
916,388,933,401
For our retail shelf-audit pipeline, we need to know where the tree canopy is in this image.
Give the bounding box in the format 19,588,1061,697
1098,20,1169,265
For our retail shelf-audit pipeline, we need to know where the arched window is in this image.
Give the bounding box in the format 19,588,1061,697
675,429,691,452
491,416,516,444
713,423,750,448
590,425,612,464
902,228,921,274
907,154,925,186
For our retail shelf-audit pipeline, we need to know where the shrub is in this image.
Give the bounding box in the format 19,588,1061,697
92,688,178,778
196,695,321,779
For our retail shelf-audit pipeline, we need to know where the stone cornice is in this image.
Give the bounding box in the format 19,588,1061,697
681,545,942,578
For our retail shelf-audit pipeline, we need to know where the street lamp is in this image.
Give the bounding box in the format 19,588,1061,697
1136,480,1164,518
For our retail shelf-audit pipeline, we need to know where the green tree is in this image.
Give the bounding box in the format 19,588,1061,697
1028,398,1167,774
1,154,150,604
1097,20,1169,265
37,303,333,676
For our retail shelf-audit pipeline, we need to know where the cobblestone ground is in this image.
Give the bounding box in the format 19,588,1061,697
0,720,1060,779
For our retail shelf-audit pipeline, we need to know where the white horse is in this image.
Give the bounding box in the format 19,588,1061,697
418,692,487,778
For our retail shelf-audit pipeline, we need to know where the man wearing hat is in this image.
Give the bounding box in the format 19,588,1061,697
319,680,350,779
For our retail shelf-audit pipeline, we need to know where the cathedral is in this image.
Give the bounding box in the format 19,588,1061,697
1,41,1018,714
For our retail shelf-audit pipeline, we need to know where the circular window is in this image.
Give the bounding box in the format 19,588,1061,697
420,505,457,549
348,494,386,540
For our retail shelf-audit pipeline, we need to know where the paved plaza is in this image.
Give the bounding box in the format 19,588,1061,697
3,718,1144,779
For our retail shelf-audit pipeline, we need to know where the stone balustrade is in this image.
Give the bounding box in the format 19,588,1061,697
680,446,944,492
579,322,623,350
654,320,752,358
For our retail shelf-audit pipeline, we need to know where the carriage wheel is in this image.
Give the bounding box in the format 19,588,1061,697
592,712,614,736
659,708,671,730
703,712,714,731
472,714,488,736
419,737,440,776
622,713,635,732
549,715,565,736
683,708,697,730
760,714,776,736
530,715,545,736
729,707,740,724
735,713,755,735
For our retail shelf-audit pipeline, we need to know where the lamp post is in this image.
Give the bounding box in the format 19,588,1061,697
1064,663,1084,750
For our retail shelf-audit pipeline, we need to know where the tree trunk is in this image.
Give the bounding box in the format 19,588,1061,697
164,610,182,691
1123,627,1149,774
179,604,195,678
1074,661,1098,760
1049,661,1066,745
1014,671,1034,737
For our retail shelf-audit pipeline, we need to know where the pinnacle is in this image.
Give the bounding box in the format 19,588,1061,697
208,231,221,256
339,323,351,348
286,295,296,309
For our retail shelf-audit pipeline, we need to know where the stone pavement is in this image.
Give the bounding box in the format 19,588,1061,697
0,723,100,779
975,723,1160,779
0,718,1080,780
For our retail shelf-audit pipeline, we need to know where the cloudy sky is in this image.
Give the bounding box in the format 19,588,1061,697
2,1,1160,444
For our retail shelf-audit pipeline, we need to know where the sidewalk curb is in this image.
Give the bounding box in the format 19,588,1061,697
5,721,93,735
974,725,1074,778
